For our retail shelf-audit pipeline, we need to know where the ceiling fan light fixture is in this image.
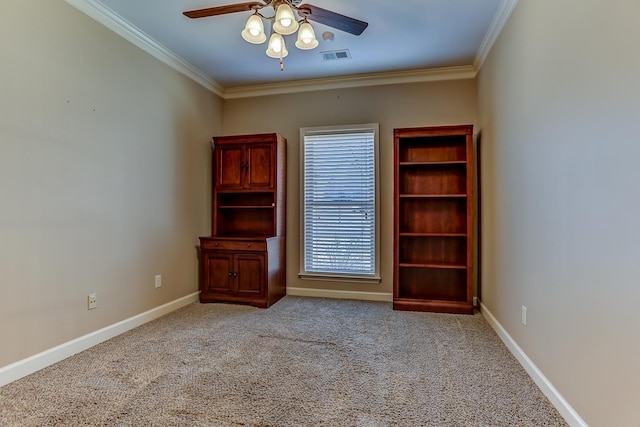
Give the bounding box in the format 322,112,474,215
295,21,318,50
182,1,368,71
266,33,289,59
241,13,266,44
273,3,299,35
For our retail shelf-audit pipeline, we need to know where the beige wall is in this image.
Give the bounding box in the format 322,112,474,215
478,1,640,425
0,1,222,366
222,80,478,295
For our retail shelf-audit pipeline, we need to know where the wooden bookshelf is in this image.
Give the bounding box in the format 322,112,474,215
393,125,474,314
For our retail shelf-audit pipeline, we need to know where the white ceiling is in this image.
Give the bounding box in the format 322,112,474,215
71,0,505,91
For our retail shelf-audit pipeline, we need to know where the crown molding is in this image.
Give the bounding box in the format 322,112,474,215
473,0,519,71
65,0,511,99
64,0,225,97
223,66,477,99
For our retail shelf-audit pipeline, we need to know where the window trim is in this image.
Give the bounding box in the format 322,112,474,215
298,123,381,284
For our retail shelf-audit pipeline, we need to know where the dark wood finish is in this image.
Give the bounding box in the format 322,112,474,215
202,252,234,295
393,125,474,314
183,3,263,19
246,144,275,189
200,133,286,308
299,4,368,35
476,131,482,306
217,145,243,189
399,235,467,267
216,141,275,191
183,2,369,37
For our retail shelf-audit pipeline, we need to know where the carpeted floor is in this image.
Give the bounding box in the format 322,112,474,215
0,296,567,426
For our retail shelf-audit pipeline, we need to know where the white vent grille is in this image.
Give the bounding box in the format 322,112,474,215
321,50,351,61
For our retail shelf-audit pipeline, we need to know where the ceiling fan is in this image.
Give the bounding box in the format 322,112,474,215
183,0,368,70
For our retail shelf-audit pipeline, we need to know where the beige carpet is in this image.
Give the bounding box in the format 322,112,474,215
0,296,567,426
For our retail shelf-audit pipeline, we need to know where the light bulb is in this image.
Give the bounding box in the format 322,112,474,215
295,21,318,50
273,4,298,35
266,33,288,58
241,14,266,44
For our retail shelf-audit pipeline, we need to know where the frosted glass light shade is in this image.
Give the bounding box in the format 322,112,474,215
295,21,318,50
241,14,266,44
266,33,288,58
273,4,299,35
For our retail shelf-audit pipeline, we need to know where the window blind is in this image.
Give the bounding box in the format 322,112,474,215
303,130,376,276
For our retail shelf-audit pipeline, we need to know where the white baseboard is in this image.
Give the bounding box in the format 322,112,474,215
286,287,393,302
480,302,588,427
3,292,585,426
0,292,200,388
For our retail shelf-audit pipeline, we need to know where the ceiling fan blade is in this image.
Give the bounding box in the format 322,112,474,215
183,2,264,19
298,4,368,36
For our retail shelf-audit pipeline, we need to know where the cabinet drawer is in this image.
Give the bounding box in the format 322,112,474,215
203,240,266,251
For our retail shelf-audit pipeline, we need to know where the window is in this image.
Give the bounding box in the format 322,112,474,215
299,124,380,283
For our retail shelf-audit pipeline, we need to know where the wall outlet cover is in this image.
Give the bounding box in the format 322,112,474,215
88,293,97,310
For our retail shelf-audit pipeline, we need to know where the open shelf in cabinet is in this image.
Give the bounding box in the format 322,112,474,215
214,191,277,236
398,136,467,163
397,267,467,302
217,192,275,208
215,208,275,237
399,198,467,234
398,235,467,268
399,163,467,195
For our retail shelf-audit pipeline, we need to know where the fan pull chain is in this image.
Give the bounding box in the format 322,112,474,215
280,51,284,71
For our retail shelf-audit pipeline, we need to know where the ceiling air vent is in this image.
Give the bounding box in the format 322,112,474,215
321,49,351,61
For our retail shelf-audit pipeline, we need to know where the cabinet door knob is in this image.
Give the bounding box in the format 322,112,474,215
228,272,232,276
233,272,238,277
247,243,252,247
214,242,218,246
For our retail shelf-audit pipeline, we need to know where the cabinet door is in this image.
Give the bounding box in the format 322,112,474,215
245,143,275,189
216,145,244,190
202,251,234,294
235,253,265,297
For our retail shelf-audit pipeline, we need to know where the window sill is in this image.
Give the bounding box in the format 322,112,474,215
298,272,382,284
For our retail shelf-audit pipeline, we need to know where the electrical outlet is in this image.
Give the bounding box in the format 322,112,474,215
88,293,97,310
521,306,527,326
155,274,162,288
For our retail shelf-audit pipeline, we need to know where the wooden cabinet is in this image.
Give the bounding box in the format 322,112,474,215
216,142,275,190
199,133,286,308
393,125,474,314
199,237,284,308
